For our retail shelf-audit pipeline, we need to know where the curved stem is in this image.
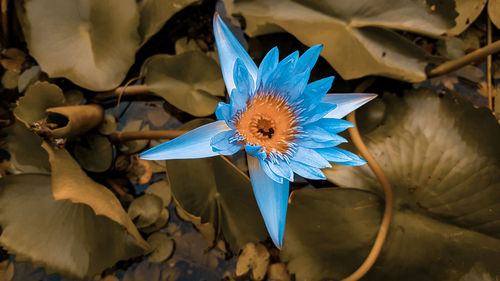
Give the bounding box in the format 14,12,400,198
342,111,393,281
108,130,187,142
427,39,500,77
93,85,152,100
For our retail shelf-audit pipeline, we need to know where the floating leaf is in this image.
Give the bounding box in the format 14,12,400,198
142,52,224,117
446,0,487,36
138,0,199,44
146,232,175,263
17,66,41,93
46,104,104,138
281,187,500,281
236,243,270,281
98,114,118,135
267,263,291,281
41,142,148,250
13,81,65,128
0,48,27,72
145,179,172,207
119,120,150,154
489,0,500,29
166,120,267,251
74,133,113,173
175,203,216,247
232,0,458,82
0,174,146,278
63,89,84,106
128,194,164,229
2,121,50,173
141,208,170,234
18,0,141,90
1,71,19,89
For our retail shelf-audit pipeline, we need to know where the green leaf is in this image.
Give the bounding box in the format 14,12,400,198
236,243,270,281
0,174,146,278
165,120,268,251
17,65,41,93
13,81,65,127
447,0,487,36
281,188,500,281
18,0,141,91
489,0,500,30
232,0,459,82
74,133,113,173
146,232,175,263
138,0,199,44
128,194,164,229
119,120,150,154
145,179,172,207
142,52,224,117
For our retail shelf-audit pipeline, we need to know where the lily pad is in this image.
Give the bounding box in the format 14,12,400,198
146,232,175,263
74,133,113,173
13,81,65,128
232,0,459,82
128,194,164,229
281,188,500,281
142,52,224,117
1,71,19,89
138,0,199,44
236,243,270,281
141,208,170,234
447,0,487,36
489,0,500,29
98,114,118,135
0,174,146,278
17,66,41,93
119,120,150,154
145,179,172,207
165,120,268,251
18,0,141,90
41,142,148,250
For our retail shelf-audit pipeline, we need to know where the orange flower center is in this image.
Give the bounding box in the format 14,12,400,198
234,94,298,155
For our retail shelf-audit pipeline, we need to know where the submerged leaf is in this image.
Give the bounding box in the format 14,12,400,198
142,52,224,116
128,194,164,229
74,133,113,173
0,174,146,278
146,232,175,263
18,0,141,90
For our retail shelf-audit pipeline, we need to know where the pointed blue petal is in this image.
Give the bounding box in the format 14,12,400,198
248,155,289,248
229,88,248,114
210,130,242,155
333,148,367,166
292,146,331,168
289,160,326,180
311,118,354,133
295,44,322,74
213,13,257,94
301,103,337,124
215,102,231,121
296,138,347,148
300,76,334,109
322,93,377,119
257,47,279,89
300,124,339,142
233,58,255,97
244,144,267,159
267,51,299,91
140,121,231,160
315,147,352,163
286,67,310,101
258,158,283,183
268,159,294,182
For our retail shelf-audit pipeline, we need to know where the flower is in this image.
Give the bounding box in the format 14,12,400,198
140,13,376,248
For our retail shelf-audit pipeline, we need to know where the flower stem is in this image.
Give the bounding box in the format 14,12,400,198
427,39,500,78
487,17,493,111
108,130,187,142
1,0,8,47
342,111,393,281
93,85,152,100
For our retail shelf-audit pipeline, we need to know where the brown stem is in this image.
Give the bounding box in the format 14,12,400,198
342,111,393,281
427,40,500,78
1,0,8,46
93,85,152,100
108,130,188,142
487,18,493,111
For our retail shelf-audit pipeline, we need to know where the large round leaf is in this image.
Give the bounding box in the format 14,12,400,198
19,0,141,91
142,52,224,117
0,174,146,278
489,0,500,29
165,119,268,251
281,188,500,281
232,0,458,82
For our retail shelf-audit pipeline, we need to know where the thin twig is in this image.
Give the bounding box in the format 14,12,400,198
115,77,140,120
342,111,393,281
1,0,8,47
93,85,152,100
108,130,187,142
427,40,500,77
487,17,493,111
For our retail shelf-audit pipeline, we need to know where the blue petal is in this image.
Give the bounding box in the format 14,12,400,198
140,121,230,160
333,148,367,166
244,144,267,159
258,158,283,183
268,159,294,182
286,67,310,101
213,13,257,94
215,102,231,121
210,130,242,155
292,146,331,168
300,124,340,143
248,155,289,248
300,76,335,109
322,93,377,119
315,147,352,163
296,138,346,148
267,51,299,92
229,88,248,114
289,160,326,180
301,103,337,124
311,118,354,133
233,58,255,97
295,44,322,74
257,47,279,89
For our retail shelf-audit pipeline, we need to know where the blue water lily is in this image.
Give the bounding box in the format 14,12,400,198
140,13,376,248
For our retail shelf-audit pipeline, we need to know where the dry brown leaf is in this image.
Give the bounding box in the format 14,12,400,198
46,104,104,138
